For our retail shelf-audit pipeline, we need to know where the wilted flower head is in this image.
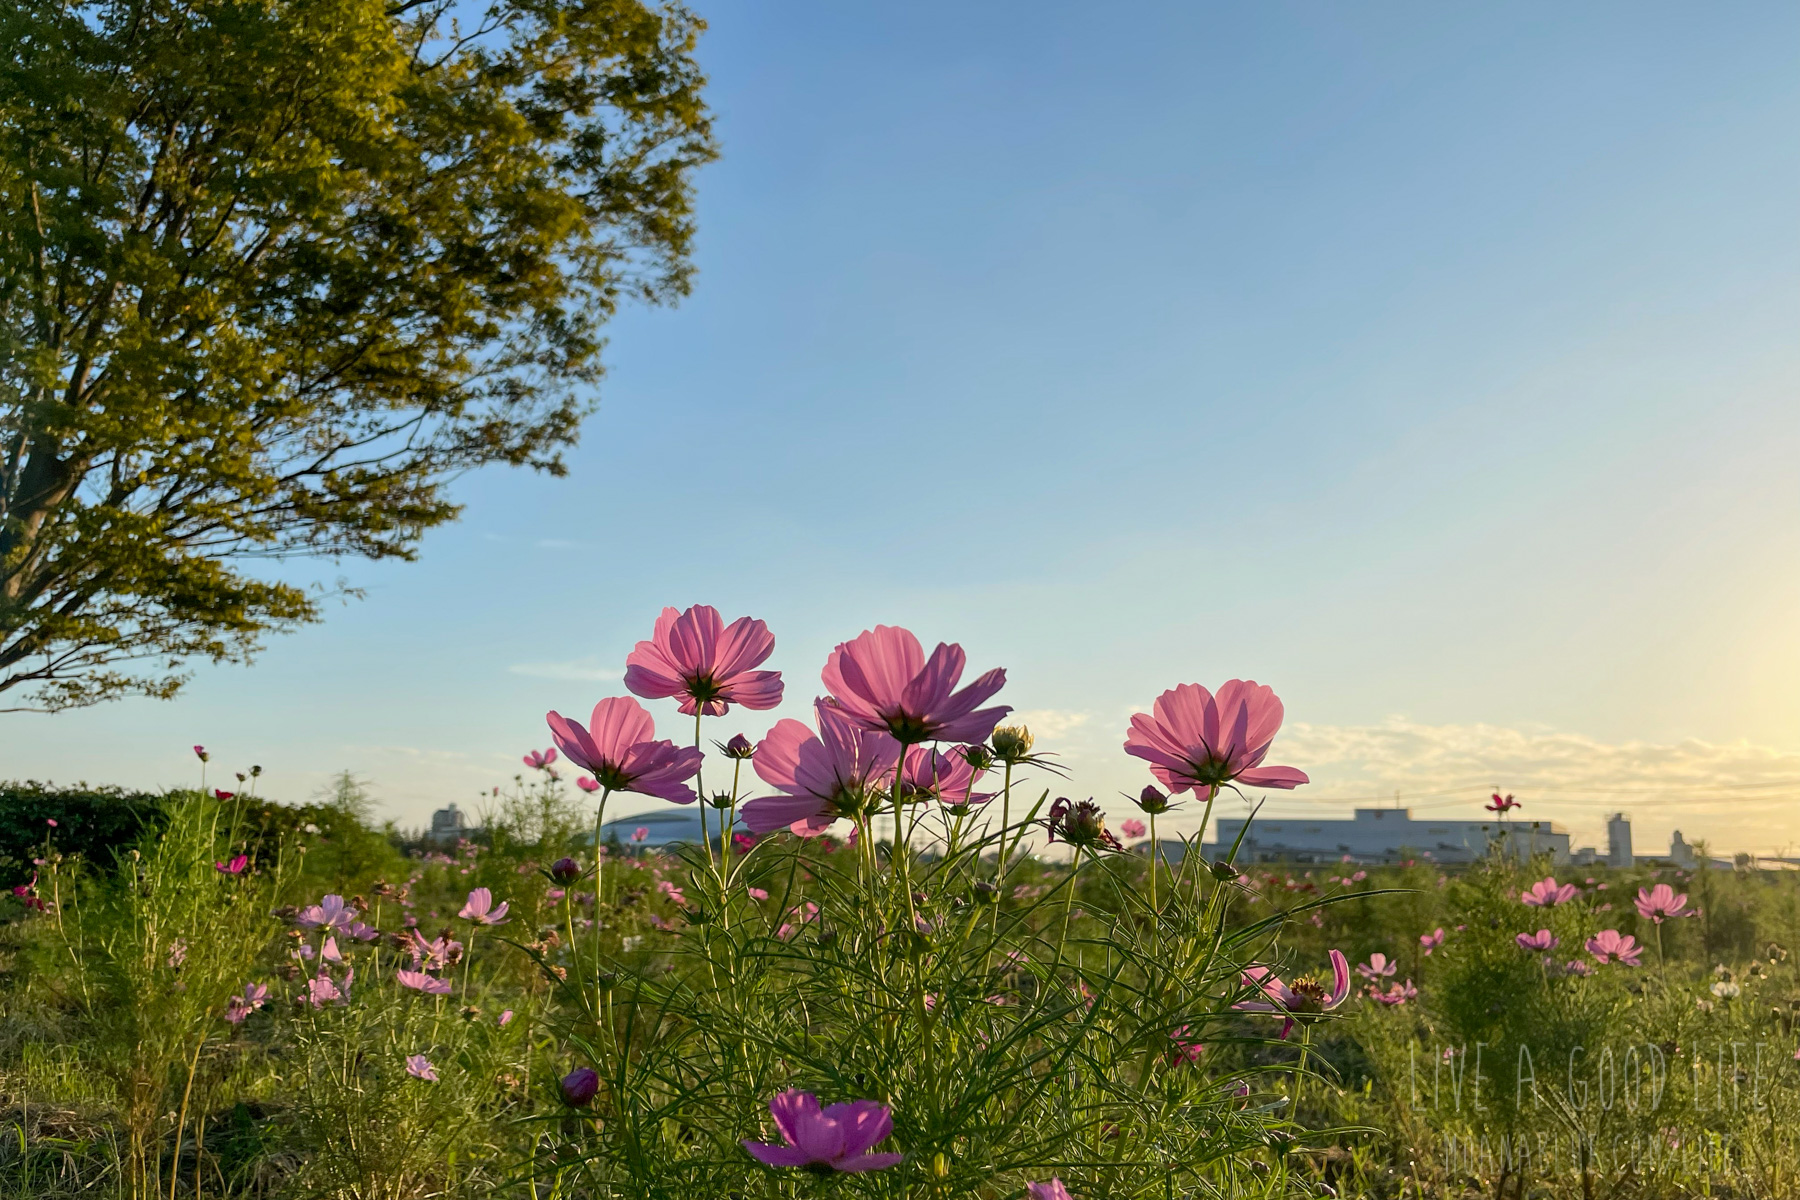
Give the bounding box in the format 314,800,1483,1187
1636,883,1690,924
1520,877,1578,907
741,1090,904,1173
624,605,784,716
1587,929,1643,967
546,697,705,803
1124,681,1308,797
560,1066,600,1107
822,625,1009,745
405,1054,438,1082
458,887,510,925
1046,798,1121,852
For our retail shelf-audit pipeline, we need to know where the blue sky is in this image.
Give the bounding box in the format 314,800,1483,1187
13,2,1800,852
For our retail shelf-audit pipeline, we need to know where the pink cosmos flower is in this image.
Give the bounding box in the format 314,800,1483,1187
320,936,344,964
747,886,769,901
1516,929,1558,952
545,697,705,803
1371,979,1418,1007
498,1009,514,1026
1587,930,1643,967
223,982,269,1024
1419,928,1446,955
1521,877,1579,907
1636,884,1690,924
624,605,784,716
524,747,559,770
743,701,902,836
1120,818,1147,840
897,746,985,807
742,1090,904,1173
193,745,208,762
396,968,453,995
295,894,356,932
632,827,648,842
404,931,463,970
1486,792,1519,815
577,776,600,793
1234,950,1351,1037
1123,681,1308,797
1356,953,1397,981
1169,1027,1204,1065
458,887,510,925
45,818,57,827
214,854,249,875
405,1054,438,1082
1565,959,1593,977
306,974,342,1007
821,625,1009,745
1028,1180,1074,1200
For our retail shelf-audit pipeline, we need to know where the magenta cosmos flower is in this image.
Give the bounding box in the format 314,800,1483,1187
742,701,901,836
1520,877,1579,907
898,745,985,807
624,605,784,717
1515,929,1558,952
742,1090,903,1173
821,626,1009,745
1587,929,1643,966
1123,681,1308,797
1635,883,1690,924
458,887,510,925
1234,950,1351,1037
1028,1181,1074,1200
546,697,704,803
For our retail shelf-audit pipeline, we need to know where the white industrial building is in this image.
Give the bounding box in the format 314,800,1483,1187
1201,807,1571,866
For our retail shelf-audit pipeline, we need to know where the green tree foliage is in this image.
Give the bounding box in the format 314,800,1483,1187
0,0,715,710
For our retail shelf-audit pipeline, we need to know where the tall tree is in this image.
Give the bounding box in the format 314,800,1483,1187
0,0,714,711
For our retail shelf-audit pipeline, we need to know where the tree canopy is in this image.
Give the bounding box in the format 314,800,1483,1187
0,0,714,710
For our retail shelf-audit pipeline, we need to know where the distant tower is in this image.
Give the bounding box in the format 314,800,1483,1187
429,802,467,846
1606,813,1633,869
1669,830,1696,870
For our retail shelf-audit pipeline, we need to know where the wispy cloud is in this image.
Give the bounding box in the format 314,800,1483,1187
508,660,623,682
1010,708,1092,741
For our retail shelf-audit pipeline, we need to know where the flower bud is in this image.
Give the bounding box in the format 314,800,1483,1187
707,791,734,810
595,971,618,992
549,857,583,884
251,765,263,777
1134,785,1171,815
560,1066,600,1108
930,1152,951,1179
971,882,1000,905
990,726,1034,763
717,734,756,760
961,744,994,772
1210,860,1241,882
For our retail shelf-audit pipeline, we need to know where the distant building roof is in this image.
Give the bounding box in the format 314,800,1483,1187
1203,808,1571,865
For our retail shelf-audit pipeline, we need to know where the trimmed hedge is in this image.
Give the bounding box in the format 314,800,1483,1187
0,781,170,886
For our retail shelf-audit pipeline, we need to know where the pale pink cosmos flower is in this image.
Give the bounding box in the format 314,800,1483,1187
223,982,269,1024
1521,877,1579,907
632,827,648,842
1123,681,1308,797
523,747,558,770
459,887,510,925
306,974,342,1007
404,930,462,970
1419,928,1446,955
1587,930,1643,966
546,697,705,803
747,887,769,901
1120,818,1147,840
1234,950,1351,1038
1516,929,1558,952
321,936,344,964
624,605,784,717
498,1010,514,1026
396,968,453,995
1027,1180,1074,1200
405,1054,438,1082
1356,953,1397,981
821,626,1009,745
742,1090,903,1173
1636,884,1690,924
743,701,901,836
295,894,356,932
1371,980,1418,1007
1565,959,1593,977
